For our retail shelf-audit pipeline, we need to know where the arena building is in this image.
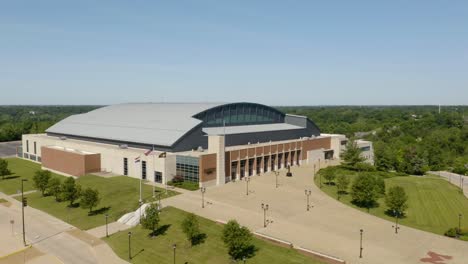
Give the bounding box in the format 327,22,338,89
20,102,351,187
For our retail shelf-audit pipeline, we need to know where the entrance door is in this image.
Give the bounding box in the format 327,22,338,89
240,160,246,179
231,161,238,181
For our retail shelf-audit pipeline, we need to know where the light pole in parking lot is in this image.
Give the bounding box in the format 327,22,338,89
245,176,251,195
201,187,206,208
305,189,312,211
359,229,364,258
261,203,269,228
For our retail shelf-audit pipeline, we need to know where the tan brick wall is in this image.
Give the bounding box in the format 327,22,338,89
41,146,101,176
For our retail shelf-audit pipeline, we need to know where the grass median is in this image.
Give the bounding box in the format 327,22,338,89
104,206,325,264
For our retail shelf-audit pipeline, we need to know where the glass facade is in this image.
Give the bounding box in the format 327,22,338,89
176,156,200,182
194,103,284,127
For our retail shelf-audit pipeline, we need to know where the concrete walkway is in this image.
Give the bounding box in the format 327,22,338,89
163,164,468,264
0,192,127,264
86,222,131,239
428,171,468,198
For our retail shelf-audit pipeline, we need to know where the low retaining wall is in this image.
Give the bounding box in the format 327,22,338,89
215,220,346,264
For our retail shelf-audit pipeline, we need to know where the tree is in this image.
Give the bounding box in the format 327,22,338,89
336,175,350,199
0,158,11,180
181,213,201,246
33,170,51,196
321,169,336,184
385,186,408,216
61,177,81,206
342,141,365,167
222,220,255,260
80,188,100,213
351,174,377,210
141,203,160,237
47,177,62,201
374,176,386,196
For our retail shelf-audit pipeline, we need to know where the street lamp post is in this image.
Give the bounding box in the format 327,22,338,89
459,213,463,237
139,200,143,224
305,189,312,211
261,203,269,228
21,179,28,246
245,176,250,196
274,171,279,188
359,229,363,258
105,214,109,237
392,210,400,234
173,243,177,264
201,187,206,208
128,232,132,260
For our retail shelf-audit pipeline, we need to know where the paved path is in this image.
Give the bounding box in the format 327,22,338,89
86,222,131,238
163,164,468,264
0,192,127,264
428,171,468,198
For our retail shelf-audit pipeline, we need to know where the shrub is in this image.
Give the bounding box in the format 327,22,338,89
351,174,378,210
172,175,184,183
222,220,256,260
33,170,51,196
444,228,458,238
181,213,202,246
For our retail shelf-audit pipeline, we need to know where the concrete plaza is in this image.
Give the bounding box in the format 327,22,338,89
164,163,468,264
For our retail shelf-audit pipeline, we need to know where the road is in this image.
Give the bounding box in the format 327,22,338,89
163,164,468,264
0,192,127,264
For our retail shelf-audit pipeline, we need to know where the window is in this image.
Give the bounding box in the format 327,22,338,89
123,158,128,176
142,161,147,180
248,159,254,176
360,146,371,152
34,142,37,154
176,156,200,182
256,157,262,174
26,140,29,153
154,171,162,183
240,160,246,178
263,156,269,172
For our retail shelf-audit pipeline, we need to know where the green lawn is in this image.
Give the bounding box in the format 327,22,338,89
1,158,179,230
0,158,63,194
315,169,468,236
104,206,324,264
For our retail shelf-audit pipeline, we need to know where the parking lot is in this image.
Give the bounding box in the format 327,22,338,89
0,141,21,158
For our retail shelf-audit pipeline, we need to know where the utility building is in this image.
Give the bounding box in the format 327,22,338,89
20,102,351,186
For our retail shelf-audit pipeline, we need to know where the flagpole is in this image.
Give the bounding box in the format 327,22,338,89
152,145,155,199
139,156,142,203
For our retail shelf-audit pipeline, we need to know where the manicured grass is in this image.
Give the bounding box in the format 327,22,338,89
104,206,325,264
315,169,468,236
0,198,7,203
0,158,64,194
167,180,200,191
3,158,179,230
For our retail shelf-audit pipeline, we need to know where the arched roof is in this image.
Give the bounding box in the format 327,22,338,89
46,102,317,148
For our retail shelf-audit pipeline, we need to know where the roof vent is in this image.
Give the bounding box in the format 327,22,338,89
59,136,67,140
119,144,128,149
197,146,204,152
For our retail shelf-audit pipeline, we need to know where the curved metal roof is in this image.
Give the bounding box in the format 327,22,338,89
46,103,223,147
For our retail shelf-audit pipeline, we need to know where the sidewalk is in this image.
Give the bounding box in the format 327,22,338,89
0,192,128,264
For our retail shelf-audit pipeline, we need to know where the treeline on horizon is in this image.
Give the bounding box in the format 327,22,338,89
1,105,467,175
279,105,468,175
0,105,101,142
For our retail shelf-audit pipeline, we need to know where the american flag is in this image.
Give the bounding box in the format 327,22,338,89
134,156,141,163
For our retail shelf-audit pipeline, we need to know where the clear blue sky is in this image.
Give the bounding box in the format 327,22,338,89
1,1,467,105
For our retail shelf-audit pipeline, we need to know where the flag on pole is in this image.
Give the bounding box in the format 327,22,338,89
158,152,167,158
134,156,141,163
144,148,153,156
